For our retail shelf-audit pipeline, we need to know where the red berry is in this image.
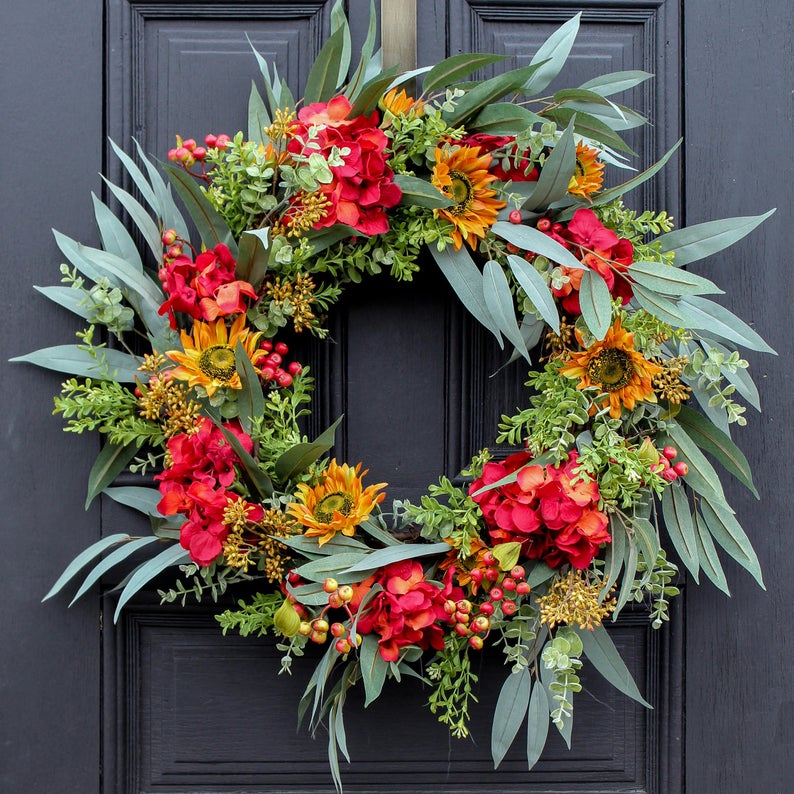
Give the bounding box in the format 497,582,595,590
192,146,207,160
662,446,678,460
322,578,338,593
502,577,516,592
275,341,289,355
506,243,520,254
510,565,525,581
166,244,183,258
478,602,495,616
468,568,484,584
182,138,197,151
673,461,689,477
327,592,343,609
482,551,496,566
454,622,471,636
501,600,518,616
175,146,191,162
260,340,273,352
537,218,552,232
335,638,352,654
662,468,678,482
509,209,522,224
455,599,472,614
489,586,504,602
468,635,484,651
167,148,179,162
204,133,218,147
516,581,531,596
267,352,282,367
471,615,490,633
277,372,293,388
551,222,564,233
161,228,177,246
261,366,275,381
330,622,346,638
288,361,303,376
484,566,500,582
216,134,231,149
443,600,457,615
454,611,470,624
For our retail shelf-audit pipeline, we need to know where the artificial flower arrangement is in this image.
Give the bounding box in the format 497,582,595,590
16,4,775,790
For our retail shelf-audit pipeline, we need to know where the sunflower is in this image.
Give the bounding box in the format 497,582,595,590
165,315,264,397
379,87,424,124
560,317,662,418
286,459,387,546
431,145,506,250
568,143,605,198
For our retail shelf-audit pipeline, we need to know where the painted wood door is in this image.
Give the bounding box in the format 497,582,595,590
2,1,791,792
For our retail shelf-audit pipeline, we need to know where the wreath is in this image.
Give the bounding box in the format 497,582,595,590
16,5,775,790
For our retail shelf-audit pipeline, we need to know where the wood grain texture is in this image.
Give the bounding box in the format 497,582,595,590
682,1,793,791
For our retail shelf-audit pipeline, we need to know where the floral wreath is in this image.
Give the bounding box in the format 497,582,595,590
17,5,775,790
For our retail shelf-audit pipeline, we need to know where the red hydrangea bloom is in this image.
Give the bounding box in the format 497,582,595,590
460,133,539,182
155,417,262,566
158,243,257,329
546,209,635,315
354,561,463,662
287,95,401,235
470,451,610,569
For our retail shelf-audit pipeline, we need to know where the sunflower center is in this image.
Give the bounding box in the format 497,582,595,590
447,170,474,214
198,345,237,382
587,347,634,391
313,491,354,523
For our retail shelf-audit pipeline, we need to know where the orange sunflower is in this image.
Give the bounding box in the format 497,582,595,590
379,87,424,125
286,459,387,546
165,315,265,397
432,144,506,250
560,317,662,418
568,143,605,198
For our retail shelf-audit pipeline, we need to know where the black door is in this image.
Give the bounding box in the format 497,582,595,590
2,1,791,792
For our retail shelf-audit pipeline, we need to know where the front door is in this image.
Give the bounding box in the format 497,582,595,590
2,1,790,792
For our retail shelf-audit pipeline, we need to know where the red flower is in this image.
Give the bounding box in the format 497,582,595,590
546,209,635,315
470,451,610,569
155,417,260,566
355,561,463,662
288,96,401,236
158,244,257,329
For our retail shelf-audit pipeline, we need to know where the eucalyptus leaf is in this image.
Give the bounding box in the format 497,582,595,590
32,286,93,321
491,221,585,270
101,177,163,262
91,193,142,269
113,543,191,621
236,228,271,290
235,340,265,437
507,255,559,333
542,107,635,156
248,82,271,145
579,70,653,97
359,635,388,706
661,485,699,580
393,174,452,209
631,284,693,327
524,13,581,96
430,244,502,343
358,518,401,547
630,516,661,569
473,103,544,135
602,515,626,596
343,542,451,574
526,561,556,588
295,552,372,583
329,0,352,88
346,0,377,100
348,66,400,118
661,423,728,504
163,163,237,255
575,624,651,707
693,510,730,595
85,440,139,509
628,260,723,296
491,667,531,768
107,138,159,211
522,119,576,211
678,296,776,355
526,681,550,770
42,533,131,601
578,269,612,340
10,344,142,382
104,485,165,517
658,209,775,267
69,536,161,606
483,260,531,363
274,415,344,484
422,53,507,94
674,404,759,497
304,26,347,104
699,499,765,588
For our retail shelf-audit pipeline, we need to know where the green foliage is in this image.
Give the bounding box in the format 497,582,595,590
160,561,260,607
60,266,135,335
494,602,542,673
497,361,591,458
426,635,479,738
629,549,680,629
215,590,285,636
595,198,675,264
402,476,483,554
683,342,750,425
54,377,163,448
541,627,583,728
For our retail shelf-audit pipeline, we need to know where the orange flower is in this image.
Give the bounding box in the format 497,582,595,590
286,460,387,546
568,143,605,198
560,317,662,418
432,145,506,250
380,87,424,126
165,315,265,397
